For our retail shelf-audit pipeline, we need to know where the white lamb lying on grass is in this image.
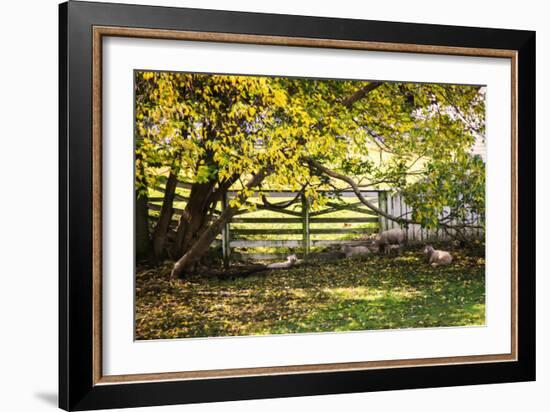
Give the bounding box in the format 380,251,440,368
341,244,371,258
423,245,453,266
267,254,299,269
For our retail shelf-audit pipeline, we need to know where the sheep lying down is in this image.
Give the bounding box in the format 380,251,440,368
341,245,371,258
267,254,299,269
423,245,453,266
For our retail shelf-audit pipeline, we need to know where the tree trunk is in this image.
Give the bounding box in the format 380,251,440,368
152,171,179,260
171,170,267,278
135,189,152,261
171,181,216,259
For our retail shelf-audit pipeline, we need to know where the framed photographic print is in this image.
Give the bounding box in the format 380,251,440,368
59,1,535,410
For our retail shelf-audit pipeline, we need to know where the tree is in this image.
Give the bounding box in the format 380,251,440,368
134,71,485,277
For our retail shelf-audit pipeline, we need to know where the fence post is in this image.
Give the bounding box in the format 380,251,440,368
301,194,310,258
378,191,387,233
221,192,231,268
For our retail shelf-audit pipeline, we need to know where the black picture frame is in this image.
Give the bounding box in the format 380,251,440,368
59,1,536,410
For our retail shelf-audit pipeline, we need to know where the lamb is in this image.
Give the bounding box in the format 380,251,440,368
267,254,299,269
375,228,405,254
341,244,371,258
423,245,453,266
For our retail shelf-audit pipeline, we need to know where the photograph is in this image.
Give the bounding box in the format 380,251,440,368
50,1,536,410
134,71,487,340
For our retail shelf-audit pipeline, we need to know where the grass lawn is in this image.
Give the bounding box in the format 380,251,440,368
135,250,485,340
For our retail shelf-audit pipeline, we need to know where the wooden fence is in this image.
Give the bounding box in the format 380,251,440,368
148,181,484,262
378,192,484,244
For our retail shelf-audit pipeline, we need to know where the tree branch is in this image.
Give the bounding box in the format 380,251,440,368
260,184,307,209
341,82,383,108
306,158,414,224
306,158,483,231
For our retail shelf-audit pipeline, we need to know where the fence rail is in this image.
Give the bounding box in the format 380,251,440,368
148,182,483,262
